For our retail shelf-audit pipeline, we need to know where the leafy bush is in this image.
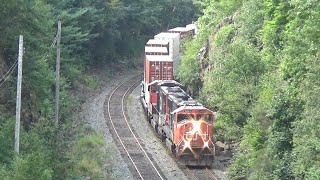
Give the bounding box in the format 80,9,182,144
67,131,107,179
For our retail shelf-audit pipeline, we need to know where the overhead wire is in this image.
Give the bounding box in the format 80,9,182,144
0,59,18,82
0,60,18,88
50,33,58,48
0,31,59,89
42,32,59,60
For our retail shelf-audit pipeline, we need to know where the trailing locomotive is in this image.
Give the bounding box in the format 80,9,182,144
141,24,215,166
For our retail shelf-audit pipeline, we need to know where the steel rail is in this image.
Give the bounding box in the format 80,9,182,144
121,75,164,180
107,74,164,180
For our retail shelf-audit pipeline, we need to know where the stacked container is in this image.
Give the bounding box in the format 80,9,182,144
154,33,180,73
144,55,173,84
168,27,194,40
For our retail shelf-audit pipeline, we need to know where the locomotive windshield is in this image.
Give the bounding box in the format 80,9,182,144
177,114,194,123
177,114,213,123
196,114,213,122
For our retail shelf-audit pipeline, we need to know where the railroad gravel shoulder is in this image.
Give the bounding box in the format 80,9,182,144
78,68,139,180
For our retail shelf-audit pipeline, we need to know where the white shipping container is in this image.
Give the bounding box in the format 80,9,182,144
186,24,197,35
154,33,180,61
145,46,169,55
146,39,170,47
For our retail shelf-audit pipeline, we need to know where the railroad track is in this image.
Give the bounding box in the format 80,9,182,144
106,74,165,180
185,167,218,180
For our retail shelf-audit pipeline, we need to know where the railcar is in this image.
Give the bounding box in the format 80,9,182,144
168,26,196,40
141,24,215,166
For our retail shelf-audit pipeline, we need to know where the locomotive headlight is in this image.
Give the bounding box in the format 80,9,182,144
203,141,209,148
184,140,190,149
192,121,201,133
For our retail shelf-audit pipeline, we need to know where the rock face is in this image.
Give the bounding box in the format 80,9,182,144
197,15,235,83
184,14,236,99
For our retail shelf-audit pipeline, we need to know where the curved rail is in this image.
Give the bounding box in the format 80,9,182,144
107,74,164,180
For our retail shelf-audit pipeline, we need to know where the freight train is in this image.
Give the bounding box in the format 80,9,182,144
140,24,215,166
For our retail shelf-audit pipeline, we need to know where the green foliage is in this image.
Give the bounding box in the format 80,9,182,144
238,0,264,47
262,0,291,68
274,1,319,179
305,166,320,180
201,34,264,142
82,75,99,90
4,153,53,180
67,129,106,179
1,0,198,178
177,39,201,87
0,118,14,164
242,119,265,152
179,0,320,179
227,152,250,180
0,119,55,179
214,25,235,47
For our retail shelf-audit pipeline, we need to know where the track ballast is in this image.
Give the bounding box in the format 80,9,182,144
106,74,165,180
185,167,219,180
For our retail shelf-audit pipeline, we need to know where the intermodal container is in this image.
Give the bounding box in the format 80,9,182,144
154,33,180,61
168,27,194,40
146,39,170,48
145,55,173,85
145,46,169,56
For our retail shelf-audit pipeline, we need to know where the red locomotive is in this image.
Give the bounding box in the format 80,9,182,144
141,24,215,166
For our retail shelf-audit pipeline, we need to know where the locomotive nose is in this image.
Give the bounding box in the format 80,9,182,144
191,121,201,133
180,121,210,146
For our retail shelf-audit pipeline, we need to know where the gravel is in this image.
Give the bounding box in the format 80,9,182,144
79,69,138,180
126,87,188,180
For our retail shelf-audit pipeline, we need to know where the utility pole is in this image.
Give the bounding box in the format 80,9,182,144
15,35,24,154
55,21,61,127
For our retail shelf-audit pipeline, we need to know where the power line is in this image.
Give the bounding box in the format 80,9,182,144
51,33,58,47
41,34,58,60
0,60,18,82
0,30,59,89
42,32,59,61
0,60,18,88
